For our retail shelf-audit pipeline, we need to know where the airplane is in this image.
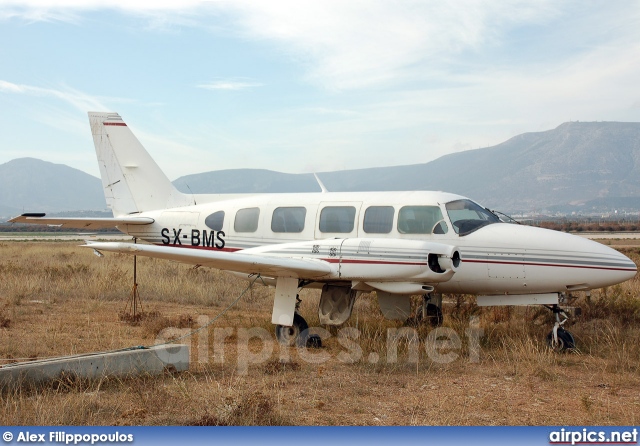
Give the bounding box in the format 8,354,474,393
10,112,637,352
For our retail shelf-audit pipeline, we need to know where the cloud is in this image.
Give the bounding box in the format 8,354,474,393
4,1,637,95
1,0,562,91
0,80,26,93
3,0,640,177
197,79,264,91
0,80,113,111
303,107,359,117
226,0,562,90
0,0,206,15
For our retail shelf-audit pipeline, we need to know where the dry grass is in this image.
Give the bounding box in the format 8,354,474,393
0,241,639,425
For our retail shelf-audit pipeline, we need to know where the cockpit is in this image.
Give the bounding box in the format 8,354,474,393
445,199,501,236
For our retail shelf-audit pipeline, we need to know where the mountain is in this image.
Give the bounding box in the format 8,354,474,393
414,121,640,212
174,121,640,212
0,158,106,217
174,169,320,194
2,122,639,218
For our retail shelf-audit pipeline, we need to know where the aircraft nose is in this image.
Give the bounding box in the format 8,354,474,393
568,235,637,288
609,248,638,282
478,224,637,291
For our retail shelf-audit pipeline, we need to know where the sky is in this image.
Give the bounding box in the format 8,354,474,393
1,0,640,180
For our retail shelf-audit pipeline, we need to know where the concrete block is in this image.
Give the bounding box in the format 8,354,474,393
0,344,189,388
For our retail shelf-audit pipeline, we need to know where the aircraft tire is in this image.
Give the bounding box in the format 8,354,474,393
546,328,575,352
418,303,444,327
426,303,444,327
306,334,323,349
407,303,443,327
275,313,309,347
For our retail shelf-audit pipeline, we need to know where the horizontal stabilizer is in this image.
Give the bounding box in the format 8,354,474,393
9,214,154,230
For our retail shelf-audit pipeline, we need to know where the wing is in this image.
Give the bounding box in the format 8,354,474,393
8,213,154,230
84,241,333,279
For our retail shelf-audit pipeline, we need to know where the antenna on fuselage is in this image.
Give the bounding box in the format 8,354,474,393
314,173,329,193
184,183,197,206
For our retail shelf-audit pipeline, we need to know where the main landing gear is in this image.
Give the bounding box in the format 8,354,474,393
545,304,575,352
275,295,322,348
418,293,444,327
407,294,444,327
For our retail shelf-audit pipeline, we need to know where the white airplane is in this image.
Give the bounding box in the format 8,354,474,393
10,112,637,351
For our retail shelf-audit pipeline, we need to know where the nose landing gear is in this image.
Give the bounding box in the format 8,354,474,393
545,304,575,352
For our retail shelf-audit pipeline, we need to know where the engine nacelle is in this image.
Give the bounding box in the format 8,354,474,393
246,238,460,283
335,238,460,283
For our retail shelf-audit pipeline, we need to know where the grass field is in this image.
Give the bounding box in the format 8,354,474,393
1,241,639,425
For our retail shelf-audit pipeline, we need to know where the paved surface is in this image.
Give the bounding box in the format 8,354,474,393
575,232,640,239
0,234,132,241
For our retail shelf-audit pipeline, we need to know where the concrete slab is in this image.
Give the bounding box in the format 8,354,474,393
0,345,189,388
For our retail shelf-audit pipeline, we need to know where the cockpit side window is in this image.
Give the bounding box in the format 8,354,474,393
397,206,448,235
445,199,500,235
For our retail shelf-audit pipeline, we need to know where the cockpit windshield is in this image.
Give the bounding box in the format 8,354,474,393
445,199,500,236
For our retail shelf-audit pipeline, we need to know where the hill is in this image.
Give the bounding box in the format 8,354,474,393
2,122,639,217
0,158,106,216
173,169,319,194
174,122,640,212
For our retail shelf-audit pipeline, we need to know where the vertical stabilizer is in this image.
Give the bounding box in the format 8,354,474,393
89,112,193,216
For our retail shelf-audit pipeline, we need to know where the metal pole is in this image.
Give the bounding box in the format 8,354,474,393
133,241,137,318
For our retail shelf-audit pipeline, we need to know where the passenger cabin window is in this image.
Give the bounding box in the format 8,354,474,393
271,207,306,233
204,211,224,231
363,206,394,234
398,206,448,235
445,199,499,235
234,207,260,232
319,206,356,233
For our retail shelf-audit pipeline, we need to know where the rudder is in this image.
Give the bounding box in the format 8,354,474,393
89,112,193,216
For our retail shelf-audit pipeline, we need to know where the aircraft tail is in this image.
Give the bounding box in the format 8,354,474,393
88,112,193,217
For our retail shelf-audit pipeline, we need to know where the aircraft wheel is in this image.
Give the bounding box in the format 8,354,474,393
546,328,575,352
415,303,443,327
306,334,323,349
275,313,309,347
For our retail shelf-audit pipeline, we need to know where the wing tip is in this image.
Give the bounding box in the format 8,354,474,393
8,213,45,223
21,212,46,217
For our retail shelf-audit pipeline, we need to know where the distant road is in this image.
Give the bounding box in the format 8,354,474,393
0,233,131,241
575,232,640,240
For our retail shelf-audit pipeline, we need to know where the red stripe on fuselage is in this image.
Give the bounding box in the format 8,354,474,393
103,122,127,126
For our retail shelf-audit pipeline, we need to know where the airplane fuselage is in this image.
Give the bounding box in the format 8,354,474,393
115,190,637,296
